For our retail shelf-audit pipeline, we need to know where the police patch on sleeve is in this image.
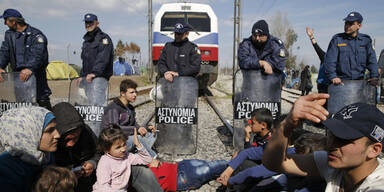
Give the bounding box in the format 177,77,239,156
279,49,285,57
102,38,109,45
37,36,44,43
195,47,201,55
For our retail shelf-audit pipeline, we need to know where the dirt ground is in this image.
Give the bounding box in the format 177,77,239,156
48,75,149,99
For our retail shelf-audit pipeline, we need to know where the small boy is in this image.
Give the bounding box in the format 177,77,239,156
244,108,274,149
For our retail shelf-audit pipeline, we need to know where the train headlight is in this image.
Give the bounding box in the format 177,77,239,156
203,50,210,56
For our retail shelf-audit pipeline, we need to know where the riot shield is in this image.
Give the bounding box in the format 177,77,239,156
69,77,109,136
0,72,37,116
154,77,198,155
233,70,281,150
328,80,376,114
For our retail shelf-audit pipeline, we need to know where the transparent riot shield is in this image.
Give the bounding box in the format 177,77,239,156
233,70,281,150
328,80,376,114
154,77,198,155
69,77,109,136
0,72,37,116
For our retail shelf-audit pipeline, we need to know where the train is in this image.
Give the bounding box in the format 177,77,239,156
152,3,218,91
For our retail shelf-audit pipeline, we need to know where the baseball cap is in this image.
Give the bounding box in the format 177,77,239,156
174,22,191,34
343,11,363,23
322,103,384,143
83,13,98,22
0,9,22,19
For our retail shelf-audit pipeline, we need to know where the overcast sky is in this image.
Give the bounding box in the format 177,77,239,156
1,0,383,69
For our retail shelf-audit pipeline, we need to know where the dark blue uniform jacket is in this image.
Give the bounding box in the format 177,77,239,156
81,27,113,80
0,25,51,100
157,38,201,77
324,32,378,80
238,35,286,73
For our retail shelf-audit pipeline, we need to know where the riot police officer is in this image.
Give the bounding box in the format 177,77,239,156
238,20,286,75
0,9,52,109
157,22,201,82
324,12,378,85
80,13,113,83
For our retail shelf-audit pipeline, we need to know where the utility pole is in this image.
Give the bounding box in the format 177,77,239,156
233,0,241,78
148,0,153,83
66,43,71,80
233,0,241,96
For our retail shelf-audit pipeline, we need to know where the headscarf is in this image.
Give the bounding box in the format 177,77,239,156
0,106,55,165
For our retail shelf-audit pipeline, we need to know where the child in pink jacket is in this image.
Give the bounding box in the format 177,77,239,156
93,127,152,192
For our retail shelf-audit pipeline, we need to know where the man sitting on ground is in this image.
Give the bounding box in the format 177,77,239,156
263,94,384,191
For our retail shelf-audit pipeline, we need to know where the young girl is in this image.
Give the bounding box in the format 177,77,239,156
92,127,152,191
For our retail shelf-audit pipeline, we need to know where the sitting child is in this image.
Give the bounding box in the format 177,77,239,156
148,159,228,191
244,108,273,149
34,166,77,192
93,127,152,191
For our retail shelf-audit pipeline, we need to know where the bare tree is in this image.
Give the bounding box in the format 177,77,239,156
114,40,141,60
114,40,125,59
298,60,305,71
310,65,318,73
129,42,141,53
269,11,298,71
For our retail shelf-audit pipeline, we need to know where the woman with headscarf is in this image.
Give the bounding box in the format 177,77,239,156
0,106,60,192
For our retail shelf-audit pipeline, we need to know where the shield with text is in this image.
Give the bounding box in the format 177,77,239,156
154,77,198,155
328,80,376,114
69,77,109,136
0,72,37,116
233,70,281,150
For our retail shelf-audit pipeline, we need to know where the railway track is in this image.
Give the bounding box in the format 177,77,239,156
281,87,301,104
135,85,302,108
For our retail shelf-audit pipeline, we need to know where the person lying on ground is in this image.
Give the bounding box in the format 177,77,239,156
148,158,227,191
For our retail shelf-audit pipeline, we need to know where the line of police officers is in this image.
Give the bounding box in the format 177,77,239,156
0,8,379,110
0,9,114,110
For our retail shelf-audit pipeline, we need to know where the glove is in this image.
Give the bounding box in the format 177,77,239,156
367,78,379,87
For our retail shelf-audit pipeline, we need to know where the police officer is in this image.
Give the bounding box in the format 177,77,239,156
0,9,52,109
324,11,378,85
238,20,286,75
80,13,113,83
157,22,201,83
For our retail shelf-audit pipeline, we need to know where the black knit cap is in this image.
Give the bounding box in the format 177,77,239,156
52,102,85,135
252,20,269,36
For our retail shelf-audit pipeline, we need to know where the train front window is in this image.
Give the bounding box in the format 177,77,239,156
161,12,185,31
187,13,210,32
161,12,211,32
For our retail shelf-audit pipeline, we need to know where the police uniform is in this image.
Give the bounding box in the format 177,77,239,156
324,33,378,80
157,23,201,77
238,35,286,73
324,11,378,81
0,9,51,105
80,15,113,80
238,20,286,73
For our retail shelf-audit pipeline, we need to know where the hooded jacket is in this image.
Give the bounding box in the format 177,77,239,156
102,98,150,136
52,102,100,169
